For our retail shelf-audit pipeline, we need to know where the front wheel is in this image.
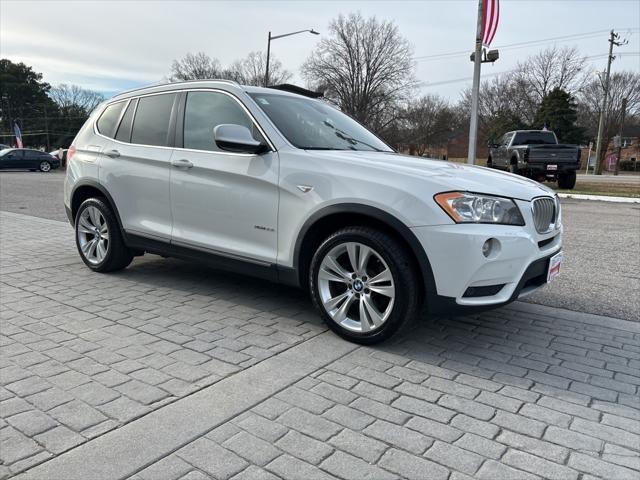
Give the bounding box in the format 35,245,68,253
557,171,576,189
309,227,420,344
39,161,51,172
509,162,519,174
75,198,133,272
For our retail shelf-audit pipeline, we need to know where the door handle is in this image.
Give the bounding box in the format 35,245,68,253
105,149,120,158
171,158,194,169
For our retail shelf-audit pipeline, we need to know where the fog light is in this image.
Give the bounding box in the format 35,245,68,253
482,240,491,257
482,238,500,258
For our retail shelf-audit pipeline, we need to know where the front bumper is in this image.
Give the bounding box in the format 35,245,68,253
412,199,562,308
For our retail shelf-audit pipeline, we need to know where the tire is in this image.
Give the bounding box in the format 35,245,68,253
39,161,51,172
557,171,576,189
309,227,420,344
486,157,493,168
509,161,518,174
75,197,133,272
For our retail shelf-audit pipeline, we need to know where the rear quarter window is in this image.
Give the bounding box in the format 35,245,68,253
96,102,126,138
115,99,137,143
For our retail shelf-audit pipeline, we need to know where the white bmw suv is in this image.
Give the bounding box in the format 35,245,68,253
64,80,563,344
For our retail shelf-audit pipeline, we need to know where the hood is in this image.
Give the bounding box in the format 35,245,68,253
309,150,555,201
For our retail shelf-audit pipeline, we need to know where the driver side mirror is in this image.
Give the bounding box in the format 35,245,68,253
213,124,269,154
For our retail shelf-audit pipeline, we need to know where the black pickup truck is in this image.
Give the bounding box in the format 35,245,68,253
487,130,580,189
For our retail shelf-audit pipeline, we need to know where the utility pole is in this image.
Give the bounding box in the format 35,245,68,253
594,30,627,175
614,97,627,176
467,0,483,165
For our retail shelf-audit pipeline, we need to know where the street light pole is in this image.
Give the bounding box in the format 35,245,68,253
264,28,319,87
265,31,272,87
467,0,484,165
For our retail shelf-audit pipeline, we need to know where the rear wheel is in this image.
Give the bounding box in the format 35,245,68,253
309,227,420,344
75,198,133,272
509,160,519,174
557,171,576,189
39,161,51,172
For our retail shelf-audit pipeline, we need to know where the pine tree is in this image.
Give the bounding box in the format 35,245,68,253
533,88,584,144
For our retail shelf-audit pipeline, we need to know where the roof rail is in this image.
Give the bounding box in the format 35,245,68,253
268,84,324,98
111,78,241,99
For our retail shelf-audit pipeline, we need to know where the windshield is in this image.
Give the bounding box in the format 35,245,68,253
248,92,393,152
512,131,557,146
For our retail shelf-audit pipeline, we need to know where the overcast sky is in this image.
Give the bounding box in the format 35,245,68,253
1,0,638,101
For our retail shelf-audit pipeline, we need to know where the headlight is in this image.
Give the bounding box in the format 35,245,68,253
435,192,525,225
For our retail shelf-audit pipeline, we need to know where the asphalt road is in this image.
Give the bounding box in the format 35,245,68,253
1,170,638,321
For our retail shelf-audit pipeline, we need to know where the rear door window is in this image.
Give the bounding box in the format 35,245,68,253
96,101,126,138
131,93,176,147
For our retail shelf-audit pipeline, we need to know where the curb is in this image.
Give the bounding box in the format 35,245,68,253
558,193,640,204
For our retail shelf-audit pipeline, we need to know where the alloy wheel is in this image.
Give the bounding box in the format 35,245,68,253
40,161,51,172
317,241,395,333
77,206,109,264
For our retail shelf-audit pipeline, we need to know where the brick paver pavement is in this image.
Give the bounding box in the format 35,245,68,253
1,211,639,480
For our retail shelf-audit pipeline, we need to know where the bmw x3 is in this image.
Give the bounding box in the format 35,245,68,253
64,80,563,344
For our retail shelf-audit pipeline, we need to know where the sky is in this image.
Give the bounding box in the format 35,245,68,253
1,0,639,102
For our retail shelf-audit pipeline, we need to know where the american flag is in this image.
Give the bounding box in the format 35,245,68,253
13,122,23,148
481,0,500,47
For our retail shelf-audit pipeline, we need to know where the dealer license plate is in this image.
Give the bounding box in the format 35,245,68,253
547,251,563,283
547,164,558,171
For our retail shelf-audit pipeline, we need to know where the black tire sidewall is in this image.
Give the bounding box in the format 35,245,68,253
75,198,118,271
309,228,417,344
558,171,576,189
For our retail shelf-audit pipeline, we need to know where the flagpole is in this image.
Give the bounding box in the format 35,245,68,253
467,0,484,165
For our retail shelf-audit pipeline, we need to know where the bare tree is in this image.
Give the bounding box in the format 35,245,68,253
511,46,588,123
301,13,416,133
229,51,291,86
401,95,456,155
49,84,104,114
460,75,527,143
169,51,291,86
577,71,640,162
169,52,224,81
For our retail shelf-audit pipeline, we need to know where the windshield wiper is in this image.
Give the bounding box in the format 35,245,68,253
323,121,384,152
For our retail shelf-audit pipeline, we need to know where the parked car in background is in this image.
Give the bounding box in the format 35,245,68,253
487,130,580,189
0,144,10,150
64,80,563,344
0,148,60,172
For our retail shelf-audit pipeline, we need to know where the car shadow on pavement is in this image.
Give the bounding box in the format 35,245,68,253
121,255,516,356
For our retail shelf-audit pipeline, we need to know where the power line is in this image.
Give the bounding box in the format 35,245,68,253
413,28,640,63
418,52,639,88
